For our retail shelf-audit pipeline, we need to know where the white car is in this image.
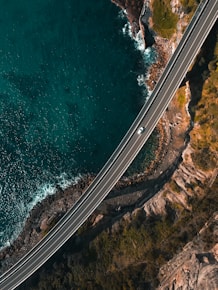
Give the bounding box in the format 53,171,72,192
137,126,145,135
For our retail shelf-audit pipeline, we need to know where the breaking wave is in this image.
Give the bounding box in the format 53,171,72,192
0,173,81,250
121,15,157,100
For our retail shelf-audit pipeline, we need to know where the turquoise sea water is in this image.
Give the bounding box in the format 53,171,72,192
0,0,155,248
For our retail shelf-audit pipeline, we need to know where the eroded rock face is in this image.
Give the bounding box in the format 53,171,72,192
111,0,155,48
111,0,144,36
158,213,218,290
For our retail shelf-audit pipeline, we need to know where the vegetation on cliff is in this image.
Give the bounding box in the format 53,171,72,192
152,0,178,39
190,39,218,171
21,178,217,290
152,0,202,39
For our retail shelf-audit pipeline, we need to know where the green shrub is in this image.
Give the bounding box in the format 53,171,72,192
152,0,178,39
191,149,217,171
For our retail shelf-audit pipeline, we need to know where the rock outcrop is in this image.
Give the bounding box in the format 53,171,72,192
158,213,218,290
112,0,155,48
111,0,144,36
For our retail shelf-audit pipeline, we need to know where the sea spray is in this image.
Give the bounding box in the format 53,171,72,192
0,173,82,250
121,13,156,102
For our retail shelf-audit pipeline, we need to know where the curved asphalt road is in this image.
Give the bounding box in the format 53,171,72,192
0,1,217,289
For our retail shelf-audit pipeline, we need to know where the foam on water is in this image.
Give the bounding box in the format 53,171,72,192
137,74,146,86
122,22,133,39
118,9,127,20
135,30,146,52
121,17,157,100
122,20,146,52
0,173,82,250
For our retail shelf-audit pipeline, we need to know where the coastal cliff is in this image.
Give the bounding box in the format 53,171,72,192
111,0,144,36
158,212,218,290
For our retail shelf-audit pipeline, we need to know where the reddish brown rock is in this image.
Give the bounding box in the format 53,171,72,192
111,0,144,36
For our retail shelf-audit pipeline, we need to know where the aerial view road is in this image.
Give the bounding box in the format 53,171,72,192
0,0,217,289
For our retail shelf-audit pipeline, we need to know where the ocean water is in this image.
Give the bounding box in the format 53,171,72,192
0,0,155,248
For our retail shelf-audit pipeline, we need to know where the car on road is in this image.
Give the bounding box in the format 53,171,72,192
137,126,145,135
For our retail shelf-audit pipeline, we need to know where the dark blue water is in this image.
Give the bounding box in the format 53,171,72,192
0,0,155,248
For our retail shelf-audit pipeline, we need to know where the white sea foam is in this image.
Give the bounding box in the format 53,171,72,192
121,15,157,61
29,183,56,206
134,30,146,52
146,88,153,99
56,172,82,190
0,173,82,250
137,74,146,86
122,22,132,38
27,173,82,214
121,18,156,67
121,18,157,103
118,9,127,20
30,172,81,208
121,20,145,52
